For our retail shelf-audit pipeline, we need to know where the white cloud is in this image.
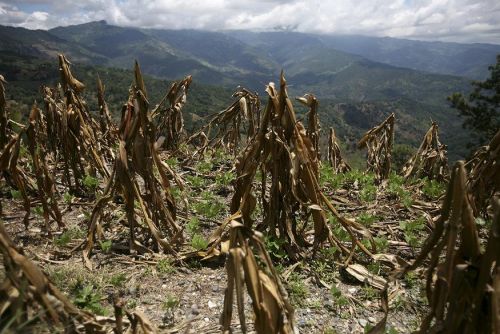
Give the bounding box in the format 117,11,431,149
0,0,499,43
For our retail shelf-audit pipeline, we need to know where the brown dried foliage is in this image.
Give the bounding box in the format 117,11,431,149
0,132,32,227
0,221,108,333
188,87,260,156
96,75,117,157
0,221,158,333
208,73,374,262
25,105,64,231
82,62,183,269
0,74,8,148
152,75,192,150
42,54,110,193
296,94,320,165
402,161,499,333
327,127,351,173
402,122,449,181
221,220,296,334
465,128,500,217
358,113,395,180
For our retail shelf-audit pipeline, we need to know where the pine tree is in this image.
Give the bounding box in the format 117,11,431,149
448,54,500,148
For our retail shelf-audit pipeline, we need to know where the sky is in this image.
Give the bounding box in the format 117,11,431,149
1,0,500,44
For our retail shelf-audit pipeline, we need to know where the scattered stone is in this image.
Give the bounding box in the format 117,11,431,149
359,319,368,327
191,304,199,315
208,300,217,309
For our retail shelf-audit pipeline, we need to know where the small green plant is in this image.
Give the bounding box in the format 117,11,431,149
192,196,225,218
264,235,289,261
400,216,426,248
357,212,379,227
83,175,99,192
359,184,377,202
10,189,22,200
162,294,179,310
359,285,377,300
191,233,208,250
373,235,389,252
63,191,74,205
421,178,445,199
186,175,206,188
99,240,112,253
196,160,213,174
215,171,235,186
156,258,174,274
126,299,137,309
109,273,127,287
186,217,200,235
330,285,349,308
73,284,108,315
166,157,179,168
54,227,85,247
288,273,309,306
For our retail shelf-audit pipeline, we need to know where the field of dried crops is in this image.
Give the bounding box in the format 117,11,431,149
0,56,498,334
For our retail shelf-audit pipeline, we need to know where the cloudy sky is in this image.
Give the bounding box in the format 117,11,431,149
1,0,499,44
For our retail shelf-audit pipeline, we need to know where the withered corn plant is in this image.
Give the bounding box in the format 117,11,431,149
207,73,375,262
465,128,500,217
0,221,157,334
187,87,260,157
0,74,8,148
42,54,110,194
402,122,449,181
221,220,296,334
0,131,32,227
96,75,117,159
0,220,108,333
81,62,183,269
400,161,499,333
296,93,320,170
151,75,192,150
327,127,351,173
25,104,64,231
358,113,395,181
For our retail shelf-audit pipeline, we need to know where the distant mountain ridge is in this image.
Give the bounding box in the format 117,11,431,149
1,20,495,160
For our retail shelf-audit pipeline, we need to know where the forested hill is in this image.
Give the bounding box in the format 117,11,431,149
1,21,493,160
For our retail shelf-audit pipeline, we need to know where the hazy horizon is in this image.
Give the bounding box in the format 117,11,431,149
1,0,500,44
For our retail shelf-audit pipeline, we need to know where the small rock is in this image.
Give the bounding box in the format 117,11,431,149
161,284,167,289
204,317,210,322
191,304,199,315
208,300,217,309
348,287,357,294
212,285,219,292
368,317,376,323
358,319,368,327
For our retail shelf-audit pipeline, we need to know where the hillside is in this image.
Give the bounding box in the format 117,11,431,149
0,21,484,159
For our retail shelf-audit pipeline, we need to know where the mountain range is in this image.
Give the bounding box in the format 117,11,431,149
1,20,499,161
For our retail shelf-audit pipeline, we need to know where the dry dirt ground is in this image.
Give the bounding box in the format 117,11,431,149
1,155,440,333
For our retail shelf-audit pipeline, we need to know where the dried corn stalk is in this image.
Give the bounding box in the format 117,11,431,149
327,127,351,173
221,220,296,334
25,104,64,231
402,122,449,181
0,74,8,148
152,75,192,150
42,54,110,193
465,128,500,217
401,161,499,333
187,87,260,156
0,132,31,227
96,75,117,157
81,62,183,269
297,93,320,167
358,113,395,180
0,221,107,333
207,73,374,262
0,221,157,333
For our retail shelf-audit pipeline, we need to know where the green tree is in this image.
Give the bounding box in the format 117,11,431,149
448,54,500,148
